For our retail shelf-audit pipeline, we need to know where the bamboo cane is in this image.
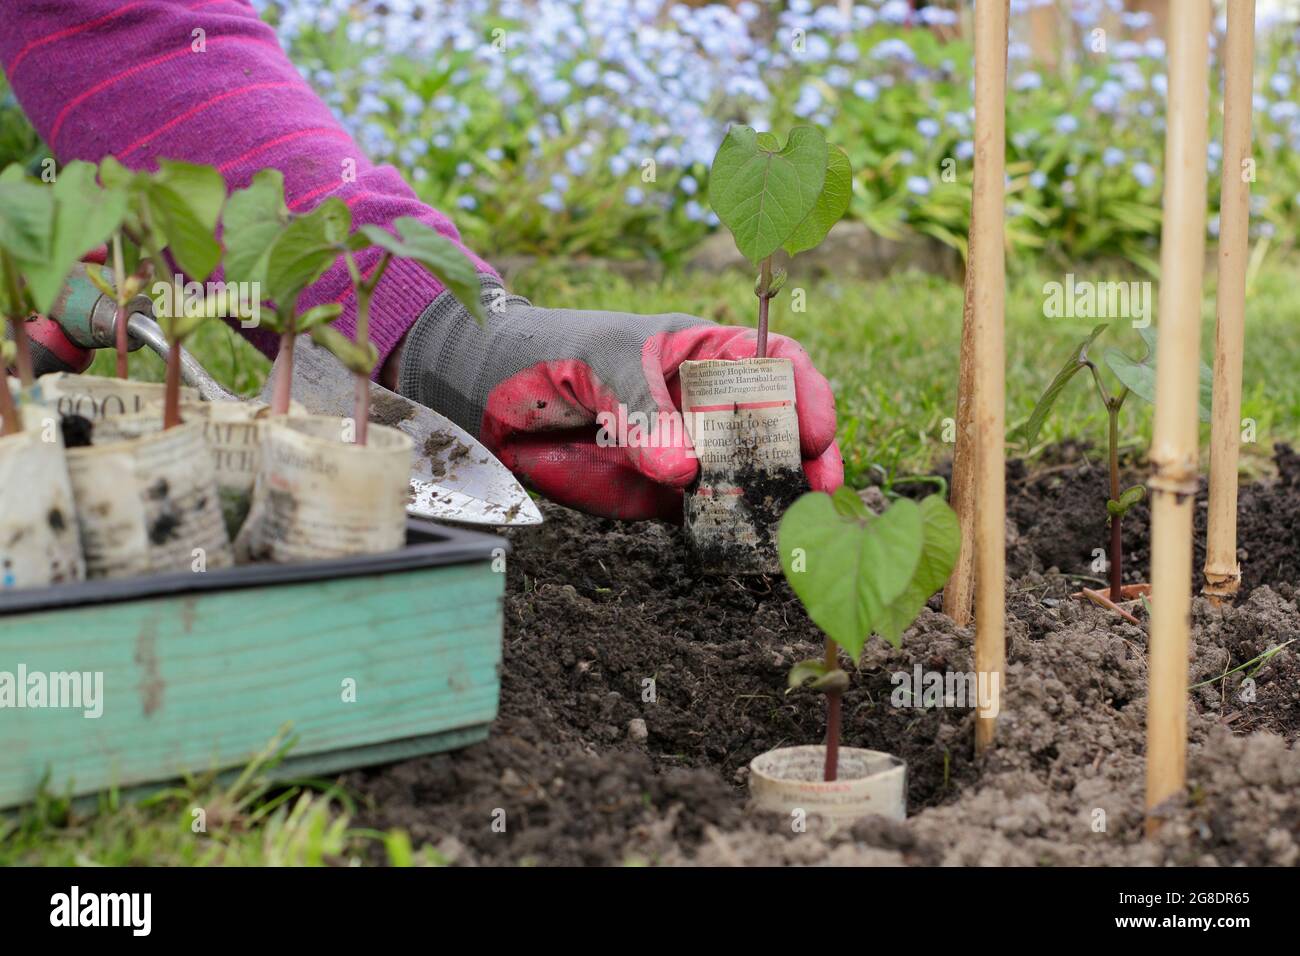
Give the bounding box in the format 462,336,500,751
942,253,976,629
1145,0,1211,834
1203,0,1255,605
970,0,1007,757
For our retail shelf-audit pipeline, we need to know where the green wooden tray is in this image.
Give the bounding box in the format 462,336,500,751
0,519,507,809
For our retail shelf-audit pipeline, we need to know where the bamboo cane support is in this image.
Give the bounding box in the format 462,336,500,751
943,254,976,629
970,0,1008,757
1145,0,1211,834
1203,0,1255,605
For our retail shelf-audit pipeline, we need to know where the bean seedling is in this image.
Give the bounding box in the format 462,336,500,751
95,158,236,429
1016,323,1212,602
778,488,959,781
224,170,482,441
707,125,851,356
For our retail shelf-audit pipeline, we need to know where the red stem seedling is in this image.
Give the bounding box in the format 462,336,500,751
779,489,959,783
822,638,841,780
1016,323,1212,606
707,126,852,365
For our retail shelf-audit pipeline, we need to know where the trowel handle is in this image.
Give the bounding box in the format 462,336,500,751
45,262,152,352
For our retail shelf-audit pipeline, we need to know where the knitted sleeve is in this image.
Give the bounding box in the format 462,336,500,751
0,0,496,369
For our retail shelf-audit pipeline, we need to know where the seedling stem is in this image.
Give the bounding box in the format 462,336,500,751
756,255,773,359
271,298,300,419
344,250,393,447
823,637,841,781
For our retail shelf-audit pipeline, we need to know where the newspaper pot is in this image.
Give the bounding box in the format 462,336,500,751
152,399,300,540
748,745,907,828
236,415,412,563
64,415,233,579
36,372,197,421
678,357,807,574
0,405,85,589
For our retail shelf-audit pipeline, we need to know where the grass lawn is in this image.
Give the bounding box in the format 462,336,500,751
94,253,1300,486
27,251,1297,865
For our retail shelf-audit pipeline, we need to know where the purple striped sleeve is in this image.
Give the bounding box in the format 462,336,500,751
1,0,496,370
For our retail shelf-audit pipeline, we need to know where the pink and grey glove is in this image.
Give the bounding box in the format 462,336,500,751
398,280,843,520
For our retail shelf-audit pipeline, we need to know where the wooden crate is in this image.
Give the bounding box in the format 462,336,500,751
0,520,505,809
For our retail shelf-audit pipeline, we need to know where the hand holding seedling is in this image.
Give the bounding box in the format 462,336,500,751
708,125,852,357
1016,324,1213,602
779,488,959,781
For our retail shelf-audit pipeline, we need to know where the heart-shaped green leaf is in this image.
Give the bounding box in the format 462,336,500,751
265,197,351,307
872,495,961,647
708,126,827,263
779,491,924,661
223,169,291,290
1016,323,1108,446
779,492,873,656
1104,326,1213,423
21,161,128,313
358,217,484,324
783,145,852,257
145,161,227,282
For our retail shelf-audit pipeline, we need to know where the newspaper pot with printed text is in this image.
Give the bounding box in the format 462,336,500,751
36,372,197,421
145,398,305,541
678,357,807,574
748,745,907,828
62,412,233,579
235,414,412,563
0,402,85,590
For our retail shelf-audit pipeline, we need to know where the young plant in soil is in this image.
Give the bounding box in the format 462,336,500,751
1016,323,1212,603
224,170,483,439
707,126,852,356
778,488,959,781
97,158,230,428
0,161,125,433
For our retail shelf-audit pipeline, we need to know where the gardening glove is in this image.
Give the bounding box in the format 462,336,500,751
398,279,843,521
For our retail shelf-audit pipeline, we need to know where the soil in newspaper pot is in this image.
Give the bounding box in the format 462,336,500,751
0,403,85,589
749,745,906,827
235,415,412,563
679,357,806,574
63,413,233,579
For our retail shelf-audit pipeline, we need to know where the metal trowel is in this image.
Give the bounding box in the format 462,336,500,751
46,265,543,527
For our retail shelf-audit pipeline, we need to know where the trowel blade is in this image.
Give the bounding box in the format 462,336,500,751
261,336,542,527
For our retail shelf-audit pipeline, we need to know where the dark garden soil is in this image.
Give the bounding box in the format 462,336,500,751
346,444,1300,866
